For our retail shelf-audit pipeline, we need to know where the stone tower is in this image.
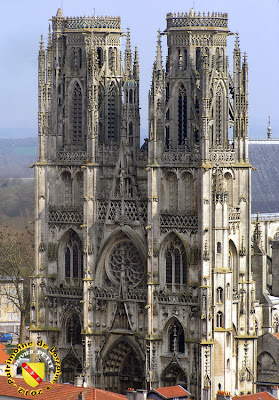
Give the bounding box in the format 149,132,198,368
31,8,256,399
147,10,256,399
31,9,147,392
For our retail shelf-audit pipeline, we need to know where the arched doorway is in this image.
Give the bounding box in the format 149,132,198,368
162,364,187,388
103,339,144,394
62,354,82,384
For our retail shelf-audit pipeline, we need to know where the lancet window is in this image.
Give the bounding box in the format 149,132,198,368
178,85,187,145
169,320,185,353
165,237,187,288
108,84,117,141
64,231,83,281
66,314,82,345
215,85,223,146
72,82,83,144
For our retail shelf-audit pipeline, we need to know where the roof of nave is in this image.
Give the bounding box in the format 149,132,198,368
0,376,126,400
249,139,279,214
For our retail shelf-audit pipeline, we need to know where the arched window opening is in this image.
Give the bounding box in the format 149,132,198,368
72,82,83,144
216,311,223,328
165,126,170,149
129,89,133,104
165,236,187,288
178,85,187,146
215,86,223,146
97,47,103,68
184,49,187,69
217,242,222,253
224,172,233,207
217,287,223,303
226,283,230,299
79,48,82,68
181,172,195,213
227,359,230,370
166,83,170,103
63,231,83,281
196,47,201,70
65,247,71,278
229,240,238,289
169,320,185,353
66,314,82,345
166,252,172,284
61,171,72,207
129,122,133,147
167,173,178,211
108,84,117,142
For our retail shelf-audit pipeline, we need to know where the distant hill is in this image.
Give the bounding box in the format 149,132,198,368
0,137,37,178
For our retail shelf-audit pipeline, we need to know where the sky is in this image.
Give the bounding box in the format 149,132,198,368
1,0,279,140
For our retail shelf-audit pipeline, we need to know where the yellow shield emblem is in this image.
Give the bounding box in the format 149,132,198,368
22,363,45,387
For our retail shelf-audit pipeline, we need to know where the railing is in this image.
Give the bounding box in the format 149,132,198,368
48,206,83,224
229,208,241,223
93,287,147,302
160,213,198,233
48,286,83,298
57,151,86,163
154,290,199,305
163,151,200,165
166,11,228,29
209,150,235,163
64,16,121,30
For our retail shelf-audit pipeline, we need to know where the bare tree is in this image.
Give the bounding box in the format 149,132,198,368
0,226,34,343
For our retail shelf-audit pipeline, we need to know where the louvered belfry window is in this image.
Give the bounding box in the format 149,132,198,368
72,82,82,144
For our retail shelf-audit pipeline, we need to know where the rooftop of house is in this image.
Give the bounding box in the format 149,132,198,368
148,385,191,399
232,391,277,400
0,376,126,400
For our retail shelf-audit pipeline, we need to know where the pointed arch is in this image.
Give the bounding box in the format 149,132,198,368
180,171,196,213
162,363,187,388
95,227,146,288
162,171,178,211
229,240,238,289
107,82,117,142
72,81,83,144
165,317,185,354
161,233,188,290
213,81,227,147
61,353,82,384
73,170,84,207
178,84,187,145
224,171,233,207
102,337,145,393
60,171,72,206
58,229,83,282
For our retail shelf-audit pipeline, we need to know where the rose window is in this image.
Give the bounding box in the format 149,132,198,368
107,240,144,287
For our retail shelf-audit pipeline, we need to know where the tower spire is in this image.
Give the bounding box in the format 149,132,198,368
40,35,44,52
133,46,139,79
125,28,132,78
155,30,163,71
267,115,272,139
48,24,51,47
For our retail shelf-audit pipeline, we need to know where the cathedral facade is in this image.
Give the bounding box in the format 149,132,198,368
30,9,257,399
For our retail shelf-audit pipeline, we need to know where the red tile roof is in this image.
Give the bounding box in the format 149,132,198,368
0,376,126,400
0,343,10,364
233,392,277,400
153,385,191,398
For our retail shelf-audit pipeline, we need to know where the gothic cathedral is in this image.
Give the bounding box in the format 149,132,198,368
30,9,257,399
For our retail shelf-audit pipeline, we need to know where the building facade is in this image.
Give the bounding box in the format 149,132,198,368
30,9,257,399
